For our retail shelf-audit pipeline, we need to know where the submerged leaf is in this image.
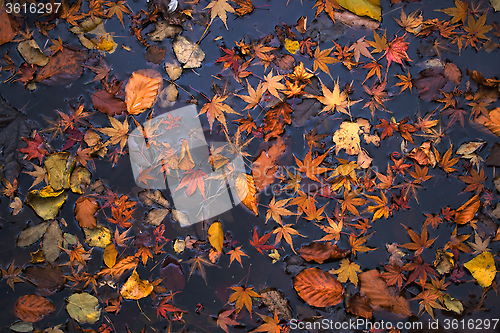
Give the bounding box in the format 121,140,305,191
67,292,101,324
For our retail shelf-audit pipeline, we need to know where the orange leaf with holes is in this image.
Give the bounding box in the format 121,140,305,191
13,294,55,322
293,267,344,307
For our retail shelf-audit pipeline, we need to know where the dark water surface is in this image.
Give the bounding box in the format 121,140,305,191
1,0,500,332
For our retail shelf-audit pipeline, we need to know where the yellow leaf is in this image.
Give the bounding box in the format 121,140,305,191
285,38,300,54
83,225,112,248
103,243,118,268
463,251,497,287
332,121,362,155
336,0,381,22
235,173,258,216
204,0,235,29
330,258,362,286
120,269,153,300
125,70,162,115
208,221,224,252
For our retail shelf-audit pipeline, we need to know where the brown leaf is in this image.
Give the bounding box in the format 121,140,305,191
145,45,166,64
358,270,412,317
35,48,87,85
252,137,286,191
23,265,65,296
298,242,349,264
91,90,126,116
75,196,99,229
13,294,55,322
293,267,344,307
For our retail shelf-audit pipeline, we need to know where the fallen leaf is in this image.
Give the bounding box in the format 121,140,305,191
173,36,205,68
13,294,55,322
120,269,153,300
66,292,101,324
463,251,497,287
208,221,224,252
293,268,344,307
125,69,162,115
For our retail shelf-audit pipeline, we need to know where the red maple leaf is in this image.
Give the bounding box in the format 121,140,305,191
157,292,187,319
20,133,48,163
249,226,276,254
216,47,241,73
174,169,209,198
383,34,411,70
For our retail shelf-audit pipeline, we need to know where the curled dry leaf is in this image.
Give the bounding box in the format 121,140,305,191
293,267,344,307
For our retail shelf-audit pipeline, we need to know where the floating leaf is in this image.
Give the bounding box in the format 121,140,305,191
75,196,99,229
103,243,118,268
120,269,153,300
336,0,381,22
66,292,101,324
70,166,91,194
17,39,49,66
125,70,162,115
173,36,205,69
26,187,67,220
42,220,62,263
463,251,497,287
208,221,224,252
83,225,112,248
13,294,55,322
293,267,344,307
17,222,49,247
9,322,33,333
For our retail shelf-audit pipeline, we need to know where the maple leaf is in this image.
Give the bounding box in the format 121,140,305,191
313,46,337,78
48,37,64,55
409,164,433,184
367,29,388,53
414,289,444,320
236,80,263,110
362,80,389,117
114,227,133,246
293,147,332,183
437,145,459,173
467,231,491,255
216,46,241,73
272,223,306,254
97,116,129,152
376,118,398,139
252,137,286,190
330,258,362,286
262,70,285,100
382,263,406,289
362,61,383,83
24,163,48,189
288,62,314,83
403,255,436,288
185,254,218,285
234,0,254,16
60,0,85,26
318,79,354,115
340,190,366,216
20,133,48,164
228,246,249,268
349,232,377,256
216,309,241,333
316,216,343,242
400,224,437,256
438,0,468,24
249,226,276,254
459,167,486,193
383,34,411,71
395,9,423,34
1,261,24,290
105,1,130,28
348,37,375,63
423,213,443,229
205,0,236,29
302,202,328,222
174,169,208,198
395,70,413,93
464,13,492,49
365,191,390,221
234,112,257,135
251,310,282,333
266,196,294,224
156,292,187,319
199,94,241,132
229,286,261,315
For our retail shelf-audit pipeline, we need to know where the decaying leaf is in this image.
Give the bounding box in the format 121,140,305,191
173,36,205,68
13,294,55,322
66,292,101,324
120,269,153,300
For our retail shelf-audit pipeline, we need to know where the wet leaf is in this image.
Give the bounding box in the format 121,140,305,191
229,286,261,315
125,69,162,115
9,322,33,333
120,269,153,300
44,152,75,191
173,36,205,68
83,225,112,248
103,243,118,268
336,0,381,22
260,288,292,320
66,292,101,324
42,220,62,263
17,39,49,66
463,251,497,287
75,196,99,229
204,0,235,29
35,48,87,85
208,221,224,252
13,295,55,322
161,256,185,291
17,222,49,247
69,166,91,194
293,267,344,307
235,173,258,216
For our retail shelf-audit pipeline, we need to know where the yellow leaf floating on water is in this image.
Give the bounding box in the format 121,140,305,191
120,269,153,300
285,38,300,54
336,0,381,22
208,221,224,252
463,251,497,287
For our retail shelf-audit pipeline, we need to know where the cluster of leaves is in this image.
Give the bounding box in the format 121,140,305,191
2,0,500,332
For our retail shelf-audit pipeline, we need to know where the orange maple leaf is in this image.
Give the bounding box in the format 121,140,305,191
199,94,241,131
293,147,332,183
